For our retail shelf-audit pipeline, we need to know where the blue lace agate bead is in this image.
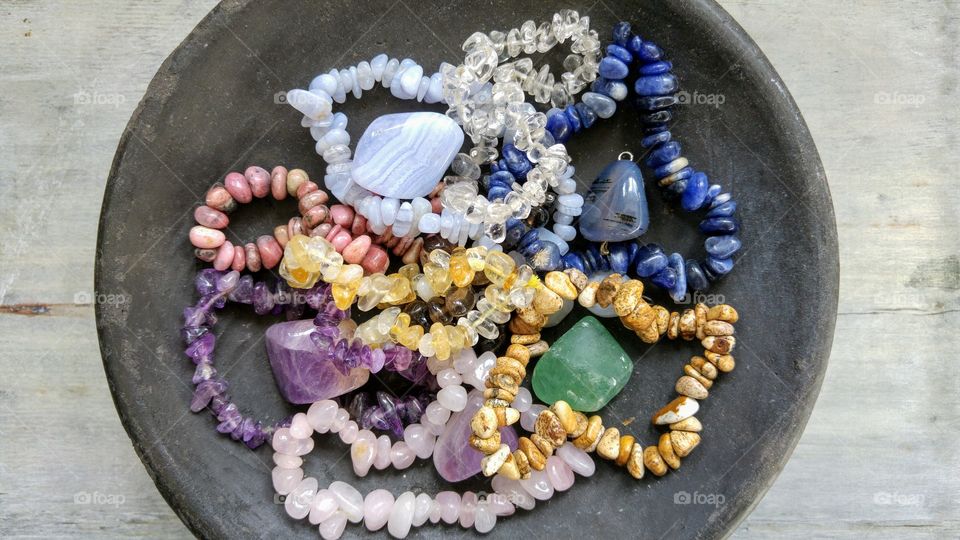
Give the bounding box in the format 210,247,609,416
582,92,617,118
705,256,734,276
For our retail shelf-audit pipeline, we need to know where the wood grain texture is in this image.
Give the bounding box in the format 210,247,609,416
0,0,957,538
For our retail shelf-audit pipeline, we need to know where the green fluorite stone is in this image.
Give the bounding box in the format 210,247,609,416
531,316,633,412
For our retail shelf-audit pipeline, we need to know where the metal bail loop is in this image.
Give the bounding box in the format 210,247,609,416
618,151,634,162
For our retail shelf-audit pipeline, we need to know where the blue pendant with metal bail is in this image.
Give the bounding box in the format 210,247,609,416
578,152,650,242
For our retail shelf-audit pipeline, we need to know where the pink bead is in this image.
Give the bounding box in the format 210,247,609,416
330,204,354,227
361,245,389,274
287,217,304,238
311,223,332,238
296,181,321,200
189,225,225,249
342,235,371,264
519,469,554,501
350,430,376,477
459,491,477,528
373,435,392,470
205,183,235,212
430,197,442,213
230,246,246,271
244,243,261,272
389,442,416,470
363,489,395,532
289,413,312,439
545,455,575,491
213,241,234,271
245,166,271,198
486,493,515,516
256,235,283,269
351,215,368,236
302,204,329,228
194,206,229,229
224,171,252,204
309,490,338,525
271,466,303,495
435,491,460,525
330,230,352,252
270,166,288,200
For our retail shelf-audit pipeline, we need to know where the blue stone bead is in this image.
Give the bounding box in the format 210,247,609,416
644,124,670,135
529,242,562,272
662,167,693,184
625,242,639,265
651,266,677,289
645,141,682,168
639,61,672,75
612,21,632,47
636,41,663,63
626,35,644,56
488,186,509,201
700,217,739,235
685,260,709,292
710,192,732,208
667,253,687,302
681,171,709,211
599,56,629,79
490,160,503,173
706,200,737,218
582,92,617,119
489,170,515,185
640,110,673,126
503,218,525,249
634,74,679,96
586,245,609,271
654,158,688,179
518,229,540,249
591,78,628,101
575,102,597,128
579,248,597,275
705,256,734,276
641,131,672,148
487,178,511,190
607,242,633,274
502,144,532,179
564,105,582,133
666,178,688,199
704,184,722,204
635,95,678,111
703,264,720,282
562,252,586,273
633,243,668,277
705,235,742,259
606,44,633,64
579,160,650,242
545,110,572,143
520,240,544,258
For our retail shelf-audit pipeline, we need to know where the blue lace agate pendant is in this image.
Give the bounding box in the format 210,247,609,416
578,155,650,242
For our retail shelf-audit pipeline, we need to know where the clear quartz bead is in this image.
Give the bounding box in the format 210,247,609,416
506,28,523,57
535,22,558,53
520,20,538,54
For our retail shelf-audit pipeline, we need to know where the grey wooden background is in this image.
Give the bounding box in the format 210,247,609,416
1,0,957,538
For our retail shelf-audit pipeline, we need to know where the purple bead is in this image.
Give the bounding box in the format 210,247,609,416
192,362,216,384
252,282,275,315
228,275,254,304
369,348,386,373
181,325,209,345
216,271,239,293
195,269,222,296
185,332,215,362
190,378,227,412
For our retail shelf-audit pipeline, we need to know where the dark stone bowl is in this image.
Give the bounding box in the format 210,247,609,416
95,0,838,538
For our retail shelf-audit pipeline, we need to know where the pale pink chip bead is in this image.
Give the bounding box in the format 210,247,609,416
458,491,477,528
437,384,468,412
224,171,253,203
556,442,596,477
363,489,394,531
285,477,318,520
486,493,516,516
435,368,462,388
271,466,303,495
273,452,302,469
245,166,271,198
309,489,338,525
519,469,555,501
306,400,338,432
330,408,349,433
412,493,432,527
389,441,416,470
189,225,226,249
403,424,436,459
424,401,451,426
272,427,314,456
490,475,535,511
373,435,392,470
473,501,496,533
513,387,533,413
270,166,289,200
318,511,347,540
350,430,376,477
387,491,416,538
428,499,442,524
339,421,359,444
328,481,364,523
545,455,575,491
520,404,547,432
435,491,460,524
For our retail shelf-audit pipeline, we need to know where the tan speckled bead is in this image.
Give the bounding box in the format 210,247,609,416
469,431,501,454
679,309,697,340
690,356,718,379
286,168,309,197
568,412,588,439
513,449,532,478
544,271,578,300
613,281,643,317
667,311,680,340
505,343,530,365
577,281,600,307
643,446,668,476
658,433,681,470
683,365,714,389
676,375,709,399
704,351,736,372
530,433,555,458
532,285,564,314
654,306,670,335
669,416,703,432
471,406,498,439
497,453,521,480
623,302,656,333
627,443,645,479
527,341,549,357
483,387,516,404
510,332,541,345
535,410,567,447
518,437,546,471
509,317,540,335
703,319,735,336
486,373,519,396
707,304,739,323
550,401,578,433
670,430,701,457
596,274,624,307
563,267,588,291
702,335,736,354
573,415,603,452
694,303,708,340
596,427,621,460
616,435,635,467
516,307,546,327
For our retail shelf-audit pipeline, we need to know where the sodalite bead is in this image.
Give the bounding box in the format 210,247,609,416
705,184,722,204
641,131,671,148
705,256,734,276
575,102,597,128
635,41,663,63
579,160,649,242
502,144,532,179
351,112,463,198
634,74,679,96
606,44,633,64
651,265,677,289
562,252,586,273
634,243,668,277
564,105,582,133
529,242,562,272
607,242,633,274
591,78,628,101
626,35,644,56
635,95,678,111
705,235,742,258
700,217,739,235
685,259,709,292
613,21,632,47
639,61,673,75
645,141,681,167
599,56,629,79
546,110,572,143
706,200,737,218
681,172,709,211
581,92,617,119
667,253,687,302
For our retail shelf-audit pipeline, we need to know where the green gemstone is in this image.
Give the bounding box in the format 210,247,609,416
531,316,633,412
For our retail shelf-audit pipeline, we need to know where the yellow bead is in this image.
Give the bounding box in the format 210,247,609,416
445,324,464,352
483,251,516,287
484,285,513,311
424,263,452,294
332,282,359,310
430,322,451,361
332,263,363,285
287,235,321,273
449,251,475,288
429,249,451,269
466,246,488,271
397,325,424,349
398,263,420,281
279,258,320,289
382,274,412,304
